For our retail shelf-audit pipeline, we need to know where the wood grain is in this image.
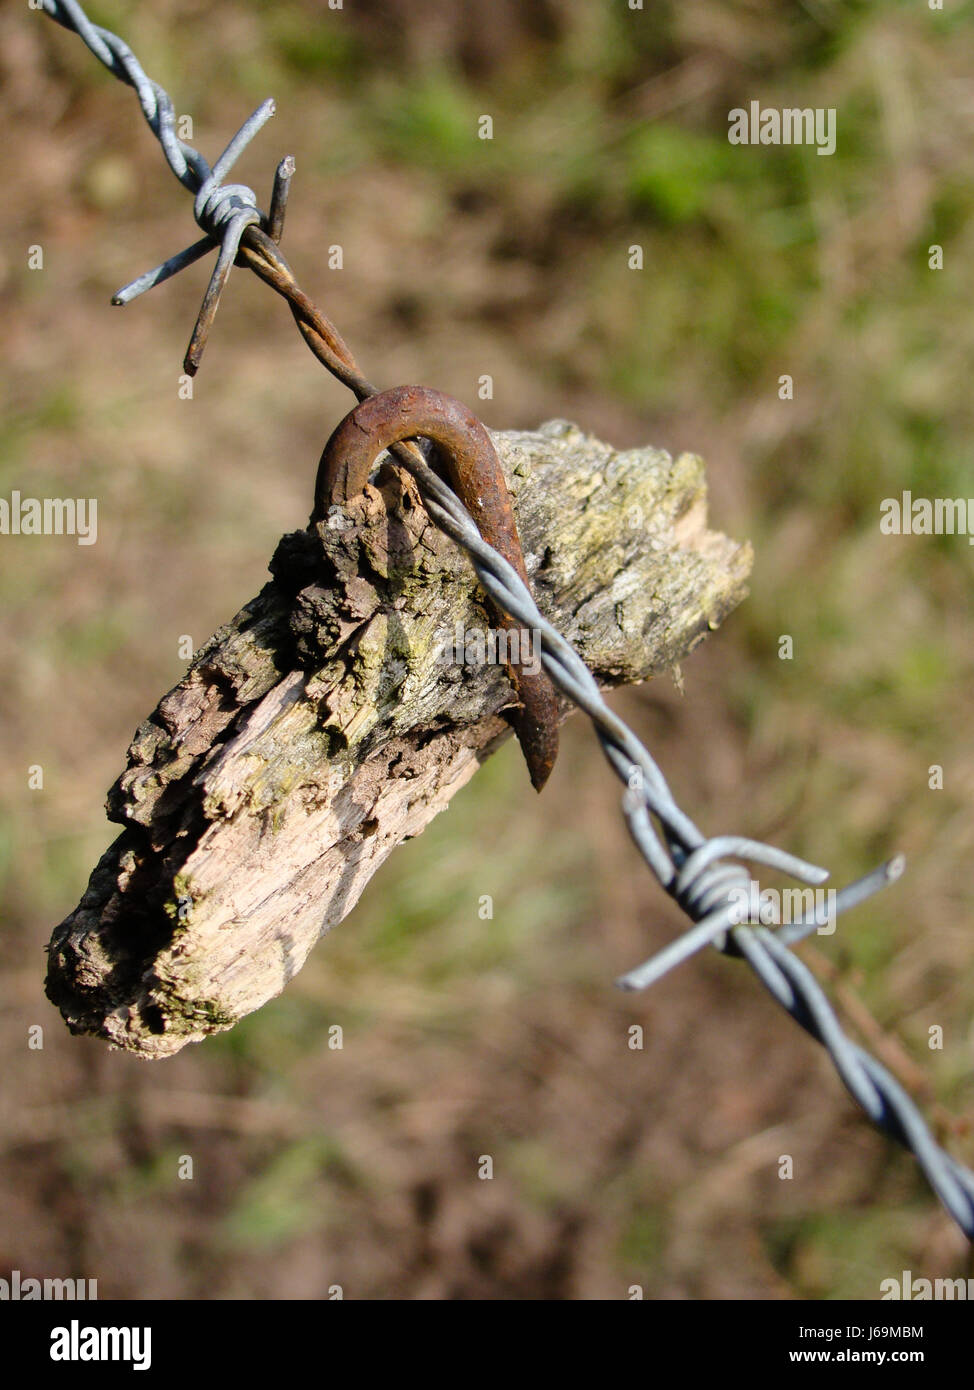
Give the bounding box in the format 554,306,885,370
46,420,752,1057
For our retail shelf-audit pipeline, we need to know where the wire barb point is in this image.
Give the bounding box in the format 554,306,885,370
268,156,296,244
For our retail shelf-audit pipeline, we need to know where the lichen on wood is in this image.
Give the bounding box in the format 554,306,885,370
45,419,752,1058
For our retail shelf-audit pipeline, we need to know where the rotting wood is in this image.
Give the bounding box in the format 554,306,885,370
45,419,753,1058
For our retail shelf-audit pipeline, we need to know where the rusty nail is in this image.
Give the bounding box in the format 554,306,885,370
314,385,560,791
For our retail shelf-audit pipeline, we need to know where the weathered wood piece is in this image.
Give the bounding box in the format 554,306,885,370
46,420,752,1057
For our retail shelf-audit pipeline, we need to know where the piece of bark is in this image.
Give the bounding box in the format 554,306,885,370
46,420,752,1058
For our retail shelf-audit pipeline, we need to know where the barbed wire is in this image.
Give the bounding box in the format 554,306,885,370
39,0,974,1240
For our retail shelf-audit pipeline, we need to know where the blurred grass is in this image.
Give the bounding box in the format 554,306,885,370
3,0,974,1298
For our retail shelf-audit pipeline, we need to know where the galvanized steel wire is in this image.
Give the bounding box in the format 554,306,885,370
39,0,974,1240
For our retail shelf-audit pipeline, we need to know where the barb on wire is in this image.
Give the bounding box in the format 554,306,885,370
42,0,278,374
40,0,974,1241
386,448,974,1239
40,0,388,397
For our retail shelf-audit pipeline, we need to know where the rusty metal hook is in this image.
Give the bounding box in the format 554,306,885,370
313,385,559,791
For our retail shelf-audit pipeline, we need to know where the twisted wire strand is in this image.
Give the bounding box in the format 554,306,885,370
40,0,974,1240
373,449,974,1237
40,2,404,391
41,0,276,369
43,0,204,190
